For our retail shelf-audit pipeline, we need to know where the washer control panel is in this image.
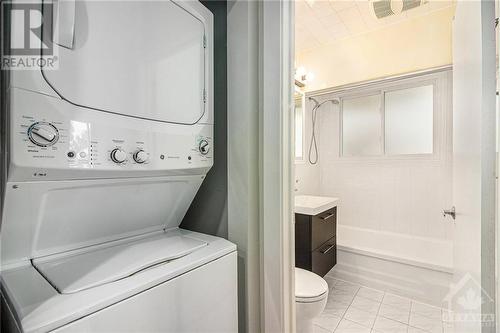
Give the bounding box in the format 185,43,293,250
198,139,210,155
110,148,127,164
10,94,213,181
27,122,59,147
9,89,214,181
133,150,148,164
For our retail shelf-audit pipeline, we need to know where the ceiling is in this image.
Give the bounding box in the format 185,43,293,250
295,0,455,54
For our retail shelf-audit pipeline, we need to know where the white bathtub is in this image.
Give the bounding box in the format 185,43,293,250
337,225,453,273
330,225,453,306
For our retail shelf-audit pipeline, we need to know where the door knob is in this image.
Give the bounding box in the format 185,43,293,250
443,206,456,220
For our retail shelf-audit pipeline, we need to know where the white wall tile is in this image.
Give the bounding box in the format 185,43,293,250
298,73,454,245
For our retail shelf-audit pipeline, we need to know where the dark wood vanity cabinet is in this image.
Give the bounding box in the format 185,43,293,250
295,207,337,277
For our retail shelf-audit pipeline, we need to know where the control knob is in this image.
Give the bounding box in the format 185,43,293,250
133,150,148,164
110,148,127,163
199,140,210,155
27,122,59,147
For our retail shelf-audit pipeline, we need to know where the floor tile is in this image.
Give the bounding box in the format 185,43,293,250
334,319,371,333
409,312,443,333
373,316,409,333
442,320,455,333
314,313,341,332
379,303,410,324
411,302,442,321
314,324,331,333
334,280,361,294
382,294,411,311
356,286,384,303
324,276,339,289
407,327,427,333
350,295,381,314
441,309,454,323
324,300,350,317
343,306,376,328
330,288,357,304
315,277,457,333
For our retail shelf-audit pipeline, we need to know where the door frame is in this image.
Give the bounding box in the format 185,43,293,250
227,0,295,331
259,0,295,332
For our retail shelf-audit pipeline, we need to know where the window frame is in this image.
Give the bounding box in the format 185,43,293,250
338,75,441,161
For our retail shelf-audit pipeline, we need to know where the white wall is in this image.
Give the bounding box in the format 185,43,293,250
295,70,454,241
296,6,455,92
227,1,261,331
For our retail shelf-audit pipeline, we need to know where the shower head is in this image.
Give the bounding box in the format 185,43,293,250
307,96,338,165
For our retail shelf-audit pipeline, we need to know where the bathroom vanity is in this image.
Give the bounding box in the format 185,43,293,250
294,196,339,277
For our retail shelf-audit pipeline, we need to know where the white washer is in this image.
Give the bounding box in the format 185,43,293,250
0,1,237,332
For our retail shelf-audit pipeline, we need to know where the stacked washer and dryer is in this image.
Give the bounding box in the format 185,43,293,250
1,1,237,332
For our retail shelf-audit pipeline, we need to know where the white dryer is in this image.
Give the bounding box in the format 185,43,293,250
0,1,237,332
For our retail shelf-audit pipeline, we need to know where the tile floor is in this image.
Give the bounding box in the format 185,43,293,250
313,275,454,333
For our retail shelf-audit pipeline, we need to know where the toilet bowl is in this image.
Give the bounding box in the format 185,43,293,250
295,268,329,333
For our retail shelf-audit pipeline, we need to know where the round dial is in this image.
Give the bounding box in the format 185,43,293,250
133,150,148,164
27,122,59,147
110,148,127,163
199,140,210,155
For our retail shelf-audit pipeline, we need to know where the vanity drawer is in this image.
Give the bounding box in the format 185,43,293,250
311,208,336,250
312,237,336,277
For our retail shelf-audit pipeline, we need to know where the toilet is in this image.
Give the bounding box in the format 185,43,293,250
295,268,329,333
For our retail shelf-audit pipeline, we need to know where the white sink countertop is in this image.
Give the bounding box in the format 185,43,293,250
294,195,340,216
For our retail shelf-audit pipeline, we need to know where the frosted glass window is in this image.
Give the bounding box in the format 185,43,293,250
342,95,382,156
295,97,304,160
385,85,433,155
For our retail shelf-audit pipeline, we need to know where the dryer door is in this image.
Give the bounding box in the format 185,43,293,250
42,0,206,124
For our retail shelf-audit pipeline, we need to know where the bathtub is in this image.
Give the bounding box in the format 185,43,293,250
329,225,453,306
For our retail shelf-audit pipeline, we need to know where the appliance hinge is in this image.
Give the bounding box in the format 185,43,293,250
203,35,207,48
203,89,207,103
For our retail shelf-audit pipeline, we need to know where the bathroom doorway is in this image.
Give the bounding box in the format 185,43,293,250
292,1,497,332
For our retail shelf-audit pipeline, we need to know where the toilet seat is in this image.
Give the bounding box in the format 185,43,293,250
295,268,328,303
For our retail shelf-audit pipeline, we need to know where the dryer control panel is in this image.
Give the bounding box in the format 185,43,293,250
9,88,213,181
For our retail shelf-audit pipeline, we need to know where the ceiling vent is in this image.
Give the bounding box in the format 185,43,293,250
370,0,428,19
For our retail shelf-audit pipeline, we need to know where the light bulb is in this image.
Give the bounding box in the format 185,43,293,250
305,72,315,82
296,66,307,78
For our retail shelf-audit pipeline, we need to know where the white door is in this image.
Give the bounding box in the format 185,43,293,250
451,1,496,332
42,0,207,124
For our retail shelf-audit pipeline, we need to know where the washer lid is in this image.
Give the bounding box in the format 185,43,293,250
33,232,207,294
295,268,328,300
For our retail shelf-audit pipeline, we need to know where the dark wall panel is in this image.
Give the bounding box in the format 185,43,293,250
180,1,227,238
